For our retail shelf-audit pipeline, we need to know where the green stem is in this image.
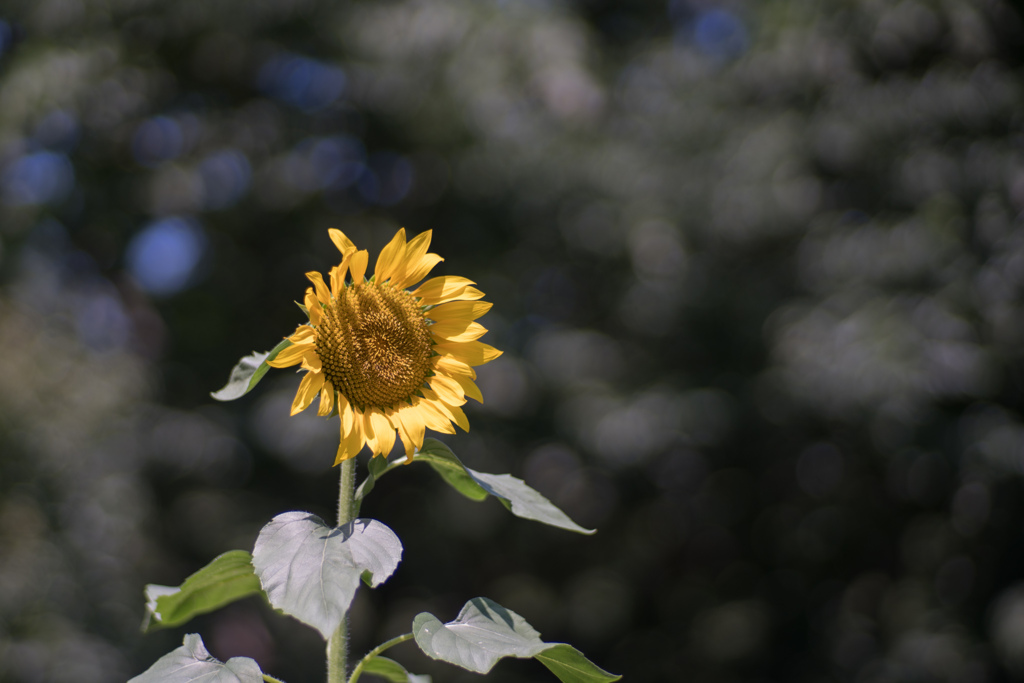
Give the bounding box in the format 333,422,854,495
348,633,415,683
262,675,287,683
327,458,358,683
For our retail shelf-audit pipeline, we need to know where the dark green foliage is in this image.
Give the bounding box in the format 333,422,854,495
2,1,1024,682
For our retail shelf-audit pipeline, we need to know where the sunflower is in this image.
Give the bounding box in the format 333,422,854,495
268,228,501,465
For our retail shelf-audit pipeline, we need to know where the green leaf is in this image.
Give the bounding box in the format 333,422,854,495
412,597,619,682
414,440,488,501
362,656,431,683
211,338,292,401
251,512,402,639
143,550,264,632
413,439,594,534
128,633,264,683
535,644,622,683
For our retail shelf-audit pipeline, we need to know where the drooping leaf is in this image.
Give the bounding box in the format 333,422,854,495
211,338,292,401
414,440,488,501
143,550,264,632
412,597,619,682
413,439,594,534
251,511,402,639
534,644,623,683
467,470,594,534
361,656,431,683
128,633,264,683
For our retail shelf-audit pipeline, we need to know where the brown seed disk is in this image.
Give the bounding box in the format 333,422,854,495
315,282,432,411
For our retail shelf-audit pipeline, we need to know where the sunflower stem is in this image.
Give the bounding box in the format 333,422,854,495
327,457,358,683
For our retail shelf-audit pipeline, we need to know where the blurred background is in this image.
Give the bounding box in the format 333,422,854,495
1,0,1024,681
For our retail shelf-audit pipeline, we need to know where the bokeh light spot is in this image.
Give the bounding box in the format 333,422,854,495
2,151,75,206
125,217,207,297
691,9,748,60
257,54,346,111
132,116,185,167
198,149,251,210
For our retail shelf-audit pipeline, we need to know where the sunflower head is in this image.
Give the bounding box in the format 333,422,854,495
268,228,501,465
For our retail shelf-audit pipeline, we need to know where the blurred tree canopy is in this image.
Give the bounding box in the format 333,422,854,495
2,0,1024,681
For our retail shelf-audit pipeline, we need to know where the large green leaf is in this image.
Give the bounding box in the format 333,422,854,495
361,656,431,683
414,440,594,534
211,338,292,401
143,550,264,632
412,598,619,682
251,512,402,639
128,633,264,683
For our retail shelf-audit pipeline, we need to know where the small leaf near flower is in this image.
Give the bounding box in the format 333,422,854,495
413,597,620,682
252,512,402,639
414,439,595,534
211,338,293,401
143,550,264,632
128,633,264,683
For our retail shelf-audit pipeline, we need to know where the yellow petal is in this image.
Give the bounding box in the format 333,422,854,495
431,321,488,343
415,397,457,434
453,374,483,403
393,231,443,289
306,271,331,304
367,409,395,457
423,389,469,432
412,276,480,306
362,409,378,455
349,250,369,283
433,340,503,367
432,355,476,379
390,230,431,287
304,288,322,325
337,393,354,436
335,413,365,464
329,265,345,298
431,300,493,322
374,229,407,283
392,402,426,459
317,381,335,416
290,371,325,415
267,338,315,368
300,349,322,372
403,253,443,288
290,325,315,342
429,373,466,405
329,228,356,255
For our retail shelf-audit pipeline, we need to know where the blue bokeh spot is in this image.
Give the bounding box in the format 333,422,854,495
199,149,251,210
257,54,346,111
692,8,748,60
126,217,207,297
2,151,75,206
132,116,185,167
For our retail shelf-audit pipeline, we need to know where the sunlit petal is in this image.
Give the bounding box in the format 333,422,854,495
432,355,477,379
431,300,493,322
317,381,335,417
431,321,488,343
304,288,322,325
374,228,407,283
433,340,503,367
290,371,325,415
349,250,369,283
329,228,356,256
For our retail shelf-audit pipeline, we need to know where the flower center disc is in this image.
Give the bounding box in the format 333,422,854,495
315,283,433,410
